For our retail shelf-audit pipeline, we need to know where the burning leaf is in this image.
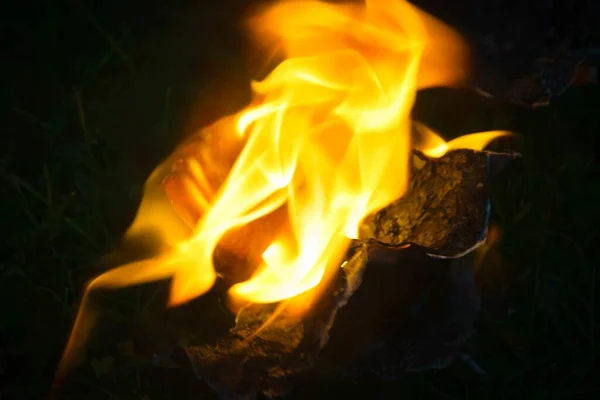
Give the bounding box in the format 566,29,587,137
359,150,517,258
54,0,512,391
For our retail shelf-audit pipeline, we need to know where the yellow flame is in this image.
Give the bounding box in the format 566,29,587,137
54,0,511,389
413,121,510,158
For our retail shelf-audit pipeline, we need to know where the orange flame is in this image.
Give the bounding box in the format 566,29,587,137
54,0,509,390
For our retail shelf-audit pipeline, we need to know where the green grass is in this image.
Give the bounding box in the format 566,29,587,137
1,1,599,399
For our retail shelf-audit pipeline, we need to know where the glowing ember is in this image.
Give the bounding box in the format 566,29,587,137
54,0,509,387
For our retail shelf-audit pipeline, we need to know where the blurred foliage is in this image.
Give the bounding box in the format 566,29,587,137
1,0,599,399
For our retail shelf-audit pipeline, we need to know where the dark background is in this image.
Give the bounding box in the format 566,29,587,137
1,0,599,398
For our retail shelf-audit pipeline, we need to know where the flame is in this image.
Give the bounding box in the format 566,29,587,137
412,121,511,158
54,0,510,389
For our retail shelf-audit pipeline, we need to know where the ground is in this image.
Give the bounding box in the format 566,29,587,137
1,0,599,399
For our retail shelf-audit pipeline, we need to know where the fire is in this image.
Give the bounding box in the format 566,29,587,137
412,121,510,158
54,0,509,388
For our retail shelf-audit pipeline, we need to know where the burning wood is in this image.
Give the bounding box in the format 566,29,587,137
54,0,518,398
